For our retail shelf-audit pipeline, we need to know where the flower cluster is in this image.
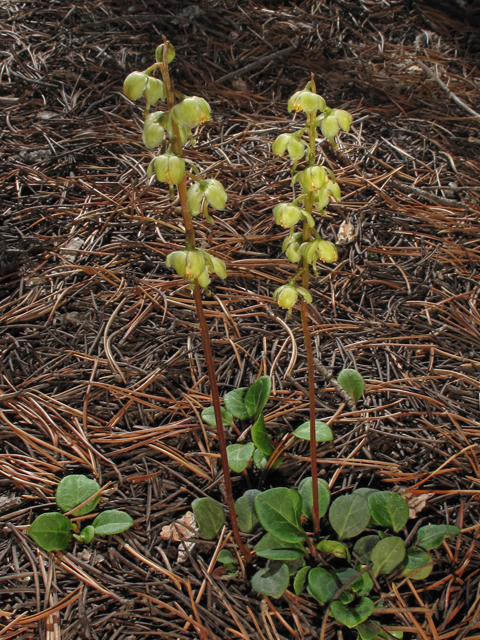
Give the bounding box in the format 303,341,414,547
166,249,227,293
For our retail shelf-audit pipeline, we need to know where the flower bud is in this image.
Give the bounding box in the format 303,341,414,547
335,109,352,132
155,42,176,64
287,136,306,161
321,115,339,140
205,179,227,211
143,115,165,149
175,97,211,128
299,165,326,192
145,77,166,105
317,240,338,263
197,268,211,289
185,250,206,279
273,284,298,310
313,188,329,211
186,183,204,216
273,203,301,228
166,251,187,276
210,256,227,279
154,153,185,184
272,133,291,156
123,71,147,101
327,181,341,202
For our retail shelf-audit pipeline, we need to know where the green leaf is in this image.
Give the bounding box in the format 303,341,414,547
335,568,371,595
337,369,364,404
379,630,403,639
245,376,271,419
235,489,261,533
253,448,268,469
330,597,374,629
308,567,337,605
255,532,304,555
329,494,370,540
29,513,72,551
201,406,234,427
92,510,133,536
356,620,383,640
192,497,225,539
251,563,289,599
270,557,305,576
251,414,274,455
368,492,409,533
294,566,310,595
217,549,236,565
226,442,255,473
298,477,331,521
255,488,306,543
317,539,350,562
371,537,405,576
353,488,379,497
353,535,381,563
257,548,305,561
73,525,95,544
417,524,461,550
55,475,101,516
293,421,333,442
224,387,249,419
400,548,433,580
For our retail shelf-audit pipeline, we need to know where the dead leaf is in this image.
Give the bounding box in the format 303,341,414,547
160,511,197,563
399,489,434,518
337,221,356,245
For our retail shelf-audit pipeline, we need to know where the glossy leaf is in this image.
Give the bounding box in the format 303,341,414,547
55,475,101,516
329,494,370,539
308,567,337,605
353,535,381,563
417,524,461,550
294,566,310,595
201,406,234,427
371,537,405,576
255,488,306,543
224,387,249,419
235,489,261,533
400,548,433,580
251,563,289,599
293,421,333,442
368,492,409,533
255,532,304,555
337,369,364,404
317,539,350,562
256,548,305,561
226,442,255,473
330,597,374,629
73,525,95,544
29,513,72,551
192,497,225,539
251,414,273,455
245,376,271,419
253,449,268,469
92,510,133,536
298,477,330,521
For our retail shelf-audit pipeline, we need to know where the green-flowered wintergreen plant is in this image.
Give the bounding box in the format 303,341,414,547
123,39,250,561
271,78,352,535
28,475,133,551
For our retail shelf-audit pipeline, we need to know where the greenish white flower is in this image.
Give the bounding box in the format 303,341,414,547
282,232,303,263
288,90,326,115
312,188,330,211
272,133,306,161
153,153,185,184
300,239,338,267
175,97,211,128
166,250,187,277
273,203,302,229
298,165,327,192
144,77,166,105
186,179,227,217
273,284,312,311
326,179,341,202
143,114,165,149
155,42,176,64
123,71,148,101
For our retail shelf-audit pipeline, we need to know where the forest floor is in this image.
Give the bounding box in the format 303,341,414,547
1,0,480,638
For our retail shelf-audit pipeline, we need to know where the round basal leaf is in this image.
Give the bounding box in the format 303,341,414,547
235,489,261,533
317,539,350,562
245,376,271,419
256,548,305,561
92,510,133,536
293,566,310,595
417,524,461,550
251,414,274,455
298,477,331,521
201,406,234,428
356,620,383,640
55,475,101,516
335,568,368,594
293,421,333,442
29,513,72,551
270,557,305,576
400,548,433,580
308,567,337,605
255,488,306,543
192,498,225,539
217,549,236,565
255,532,304,554
251,563,289,599
73,525,95,544
226,442,255,473
224,387,249,419
337,369,365,404
353,535,381,564
330,597,374,629
354,488,379,497
329,494,370,540
371,537,405,576
253,449,268,469
368,492,409,533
